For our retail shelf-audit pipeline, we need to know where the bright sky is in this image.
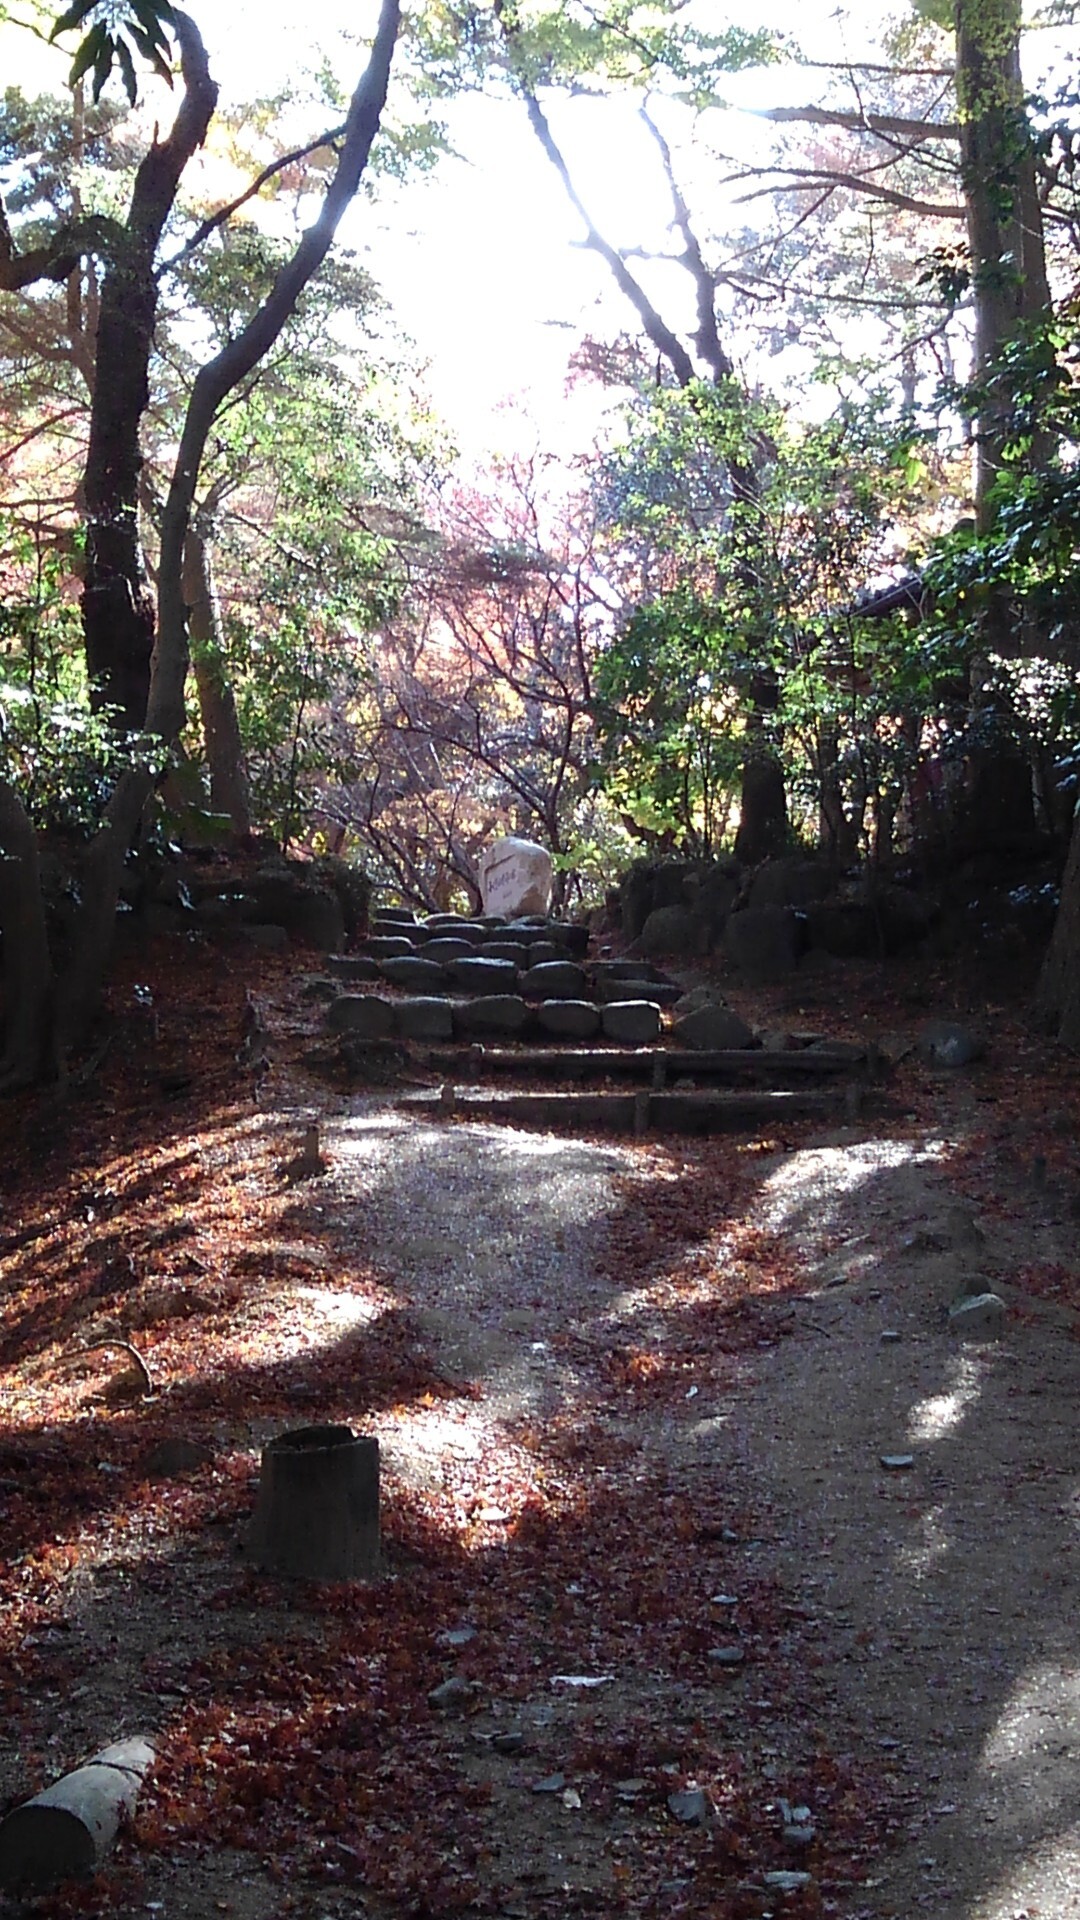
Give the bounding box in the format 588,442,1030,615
5,0,868,460
4,0,1045,465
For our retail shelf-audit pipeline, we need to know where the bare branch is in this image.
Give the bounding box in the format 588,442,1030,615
159,122,349,276
758,104,960,142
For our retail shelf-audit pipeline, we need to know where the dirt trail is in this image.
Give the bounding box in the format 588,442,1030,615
2,949,1079,1920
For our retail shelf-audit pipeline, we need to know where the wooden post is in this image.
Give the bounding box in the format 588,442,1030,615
248,1425,380,1580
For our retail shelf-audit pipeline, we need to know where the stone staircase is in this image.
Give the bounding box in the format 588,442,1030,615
310,906,885,1135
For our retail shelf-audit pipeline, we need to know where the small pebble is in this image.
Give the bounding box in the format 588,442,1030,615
668,1788,710,1825
708,1645,746,1667
880,1453,915,1470
532,1773,566,1794
880,1329,902,1344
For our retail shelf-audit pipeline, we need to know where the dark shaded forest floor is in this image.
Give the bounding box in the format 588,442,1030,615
1,926,1079,1920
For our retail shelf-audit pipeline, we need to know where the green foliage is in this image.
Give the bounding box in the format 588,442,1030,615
923,314,1080,660
592,381,935,850
413,1,777,104
50,0,177,104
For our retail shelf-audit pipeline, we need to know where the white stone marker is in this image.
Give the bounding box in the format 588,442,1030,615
479,837,553,917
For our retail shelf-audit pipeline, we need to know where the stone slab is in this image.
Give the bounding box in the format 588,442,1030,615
536,999,601,1039
379,955,447,989
452,995,530,1037
325,995,396,1039
520,960,587,999
395,997,455,1041
449,956,519,992
601,1000,663,1044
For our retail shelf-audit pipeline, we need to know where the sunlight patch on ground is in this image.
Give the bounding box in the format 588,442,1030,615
376,1397,546,1533
895,1503,952,1579
981,1664,1080,1766
757,1137,945,1240
907,1352,985,1443
975,1829,1080,1920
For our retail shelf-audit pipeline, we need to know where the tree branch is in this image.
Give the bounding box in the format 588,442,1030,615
758,104,960,142
159,121,349,276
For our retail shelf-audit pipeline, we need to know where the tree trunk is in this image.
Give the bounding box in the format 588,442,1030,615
56,765,156,1052
1035,803,1080,1048
0,781,54,1090
155,0,402,747
734,672,788,864
184,521,252,838
955,0,1050,529
81,12,218,726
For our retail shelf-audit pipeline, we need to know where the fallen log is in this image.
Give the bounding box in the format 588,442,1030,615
0,1737,155,1890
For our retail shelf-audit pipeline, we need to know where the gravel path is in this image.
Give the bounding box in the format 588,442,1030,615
311,1093,1080,1920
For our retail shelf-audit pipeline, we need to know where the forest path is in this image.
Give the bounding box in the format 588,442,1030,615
2,943,1079,1920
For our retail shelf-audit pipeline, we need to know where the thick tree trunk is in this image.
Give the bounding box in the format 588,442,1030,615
81,13,218,727
155,0,402,746
184,522,252,838
734,671,788,864
955,0,1050,529
57,766,156,1052
1035,803,1080,1048
0,781,54,1090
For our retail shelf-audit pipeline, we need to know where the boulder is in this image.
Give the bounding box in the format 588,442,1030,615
378,955,447,990
948,1291,1006,1337
602,1000,662,1044
749,857,832,911
482,941,532,965
326,954,381,983
673,986,727,1018
519,960,587,999
479,837,553,918
537,1000,601,1039
242,923,289,951
396,997,455,1041
636,905,702,958
325,996,396,1039
365,935,416,960
372,908,418,929
878,884,936,951
449,956,519,992
691,865,741,944
674,1006,756,1050
724,906,802,980
423,937,481,962
453,995,530,1037
248,870,345,951
918,1021,985,1068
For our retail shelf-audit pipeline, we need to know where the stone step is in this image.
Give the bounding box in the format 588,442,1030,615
395,1086,859,1134
423,1045,876,1083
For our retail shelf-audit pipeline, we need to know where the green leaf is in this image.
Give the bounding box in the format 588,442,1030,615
129,25,175,85
129,0,177,57
68,20,108,86
49,0,98,44
116,35,138,105
90,33,113,100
